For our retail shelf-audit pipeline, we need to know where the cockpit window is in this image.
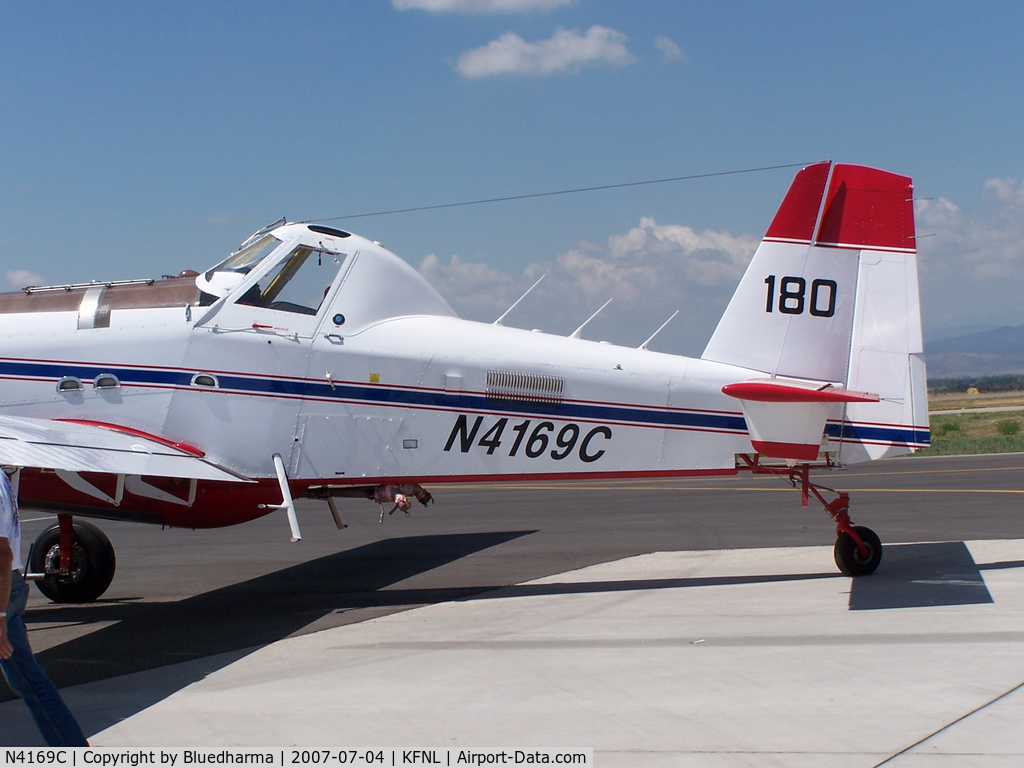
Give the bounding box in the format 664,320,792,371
236,245,348,315
204,234,281,280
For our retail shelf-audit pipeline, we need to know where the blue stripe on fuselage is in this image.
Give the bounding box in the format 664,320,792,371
825,421,930,446
0,358,928,443
0,357,746,432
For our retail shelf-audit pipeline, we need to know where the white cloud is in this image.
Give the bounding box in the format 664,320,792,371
983,177,1024,207
555,219,753,307
654,35,685,62
7,269,44,289
418,253,519,318
607,218,752,287
915,180,1024,329
393,0,574,12
419,218,757,354
455,26,638,78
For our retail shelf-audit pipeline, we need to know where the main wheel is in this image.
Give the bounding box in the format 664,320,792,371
29,520,116,603
834,525,882,576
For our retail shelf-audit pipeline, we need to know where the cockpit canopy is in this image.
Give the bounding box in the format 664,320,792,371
195,220,456,332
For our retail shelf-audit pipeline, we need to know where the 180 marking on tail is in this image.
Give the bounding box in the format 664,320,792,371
764,275,837,317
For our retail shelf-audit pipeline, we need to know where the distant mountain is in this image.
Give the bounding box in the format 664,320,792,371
924,324,1024,378
923,324,1000,344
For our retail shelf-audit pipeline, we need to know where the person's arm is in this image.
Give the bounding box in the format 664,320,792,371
0,536,12,659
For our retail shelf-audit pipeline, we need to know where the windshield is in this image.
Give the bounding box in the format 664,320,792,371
235,245,348,315
204,234,280,279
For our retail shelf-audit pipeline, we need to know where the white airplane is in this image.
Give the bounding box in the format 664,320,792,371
0,161,928,602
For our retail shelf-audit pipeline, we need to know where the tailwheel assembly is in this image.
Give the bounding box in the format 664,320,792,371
817,487,882,576
737,454,883,577
28,515,117,603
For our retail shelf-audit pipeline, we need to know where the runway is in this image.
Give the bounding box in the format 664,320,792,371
2,452,1023,764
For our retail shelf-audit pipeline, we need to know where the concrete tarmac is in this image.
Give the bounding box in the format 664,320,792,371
1,452,1023,763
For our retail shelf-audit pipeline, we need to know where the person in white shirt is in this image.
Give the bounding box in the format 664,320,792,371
0,467,88,746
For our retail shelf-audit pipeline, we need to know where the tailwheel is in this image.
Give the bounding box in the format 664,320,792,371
834,525,882,576
30,519,116,603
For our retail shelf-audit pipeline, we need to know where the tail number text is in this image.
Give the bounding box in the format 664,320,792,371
444,416,611,463
764,275,837,317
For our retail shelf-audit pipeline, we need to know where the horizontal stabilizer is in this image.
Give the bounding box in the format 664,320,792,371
722,379,879,403
0,415,251,482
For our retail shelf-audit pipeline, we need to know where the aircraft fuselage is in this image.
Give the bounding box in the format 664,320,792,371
0,228,756,528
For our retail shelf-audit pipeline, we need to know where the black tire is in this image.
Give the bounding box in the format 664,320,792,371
29,520,116,603
833,525,882,576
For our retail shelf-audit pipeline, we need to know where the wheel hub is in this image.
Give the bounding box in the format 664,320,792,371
43,543,86,583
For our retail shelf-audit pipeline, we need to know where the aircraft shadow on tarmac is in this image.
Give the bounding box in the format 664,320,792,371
1,531,536,714
465,541,1014,613
849,541,1003,610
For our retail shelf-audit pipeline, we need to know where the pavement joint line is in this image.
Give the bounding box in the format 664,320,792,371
872,678,1024,767
328,631,1024,650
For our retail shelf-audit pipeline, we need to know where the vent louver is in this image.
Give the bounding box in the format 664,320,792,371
486,370,564,408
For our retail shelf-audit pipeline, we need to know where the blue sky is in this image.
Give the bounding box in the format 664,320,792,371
3,1,1024,355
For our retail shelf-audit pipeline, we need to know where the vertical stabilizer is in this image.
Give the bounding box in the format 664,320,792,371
706,162,929,460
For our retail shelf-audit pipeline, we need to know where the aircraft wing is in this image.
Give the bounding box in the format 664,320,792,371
0,415,250,482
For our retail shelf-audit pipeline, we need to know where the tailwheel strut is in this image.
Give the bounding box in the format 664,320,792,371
737,455,882,576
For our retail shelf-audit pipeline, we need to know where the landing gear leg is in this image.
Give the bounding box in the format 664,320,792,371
736,455,883,576
28,516,117,603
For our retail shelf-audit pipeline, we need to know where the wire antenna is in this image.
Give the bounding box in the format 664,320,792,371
310,162,820,223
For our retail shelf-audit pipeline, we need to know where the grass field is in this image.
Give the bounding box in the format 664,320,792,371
914,391,1024,456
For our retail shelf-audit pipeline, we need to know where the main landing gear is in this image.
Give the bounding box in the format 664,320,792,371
736,455,882,576
27,514,117,603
